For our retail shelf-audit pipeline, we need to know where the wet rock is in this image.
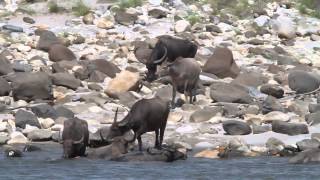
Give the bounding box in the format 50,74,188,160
306,112,320,126
105,70,140,98
260,84,284,98
48,44,77,62
83,12,95,24
202,47,240,78
288,71,320,94
272,120,309,136
148,8,168,18
0,77,11,96
2,25,23,32
27,129,52,141
36,30,61,52
296,139,320,151
189,107,223,123
89,59,120,78
289,148,320,164
14,109,41,129
11,72,52,102
115,11,138,26
232,72,267,88
0,51,14,75
210,82,253,104
23,17,35,24
7,132,28,144
266,137,285,155
175,20,191,33
222,120,252,135
51,73,81,90
262,96,284,114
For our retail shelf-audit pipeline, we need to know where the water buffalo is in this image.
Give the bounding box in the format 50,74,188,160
168,58,201,107
62,117,89,158
146,35,198,81
87,131,135,159
107,96,170,151
289,148,320,164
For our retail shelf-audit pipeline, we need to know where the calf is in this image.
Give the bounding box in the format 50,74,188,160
61,117,89,158
107,96,170,151
168,58,201,107
146,35,198,81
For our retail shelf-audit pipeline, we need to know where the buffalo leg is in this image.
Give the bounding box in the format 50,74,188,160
159,125,167,150
154,129,160,148
171,84,177,108
184,80,189,104
137,135,143,151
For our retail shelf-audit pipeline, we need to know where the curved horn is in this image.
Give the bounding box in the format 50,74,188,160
153,46,167,65
73,136,84,144
113,108,119,124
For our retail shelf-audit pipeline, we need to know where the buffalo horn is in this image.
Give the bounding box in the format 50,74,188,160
153,46,167,64
113,108,119,124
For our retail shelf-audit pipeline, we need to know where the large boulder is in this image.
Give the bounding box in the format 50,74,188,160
48,44,76,62
222,120,252,135
31,104,58,119
115,11,138,26
272,120,309,136
7,132,28,144
105,70,140,98
174,20,191,33
36,30,61,52
210,82,253,104
11,72,53,102
288,71,320,94
232,72,267,87
89,59,120,78
51,73,81,90
0,51,14,75
0,77,11,96
202,47,240,79
14,109,41,129
27,129,52,141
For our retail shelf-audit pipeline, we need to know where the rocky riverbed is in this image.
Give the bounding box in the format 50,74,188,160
0,0,320,163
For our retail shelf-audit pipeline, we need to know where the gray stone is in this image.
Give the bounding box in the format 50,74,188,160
27,129,52,141
36,30,61,52
48,44,77,62
115,11,138,26
309,104,320,113
252,124,271,134
305,112,320,126
222,120,252,135
2,25,23,32
51,73,81,90
31,104,58,119
272,120,309,136
0,51,14,75
266,137,285,154
15,109,41,129
288,71,320,94
262,96,284,114
260,84,284,98
296,139,320,151
232,72,267,88
0,77,11,96
190,107,223,123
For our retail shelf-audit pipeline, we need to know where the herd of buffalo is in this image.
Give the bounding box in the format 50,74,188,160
60,35,205,161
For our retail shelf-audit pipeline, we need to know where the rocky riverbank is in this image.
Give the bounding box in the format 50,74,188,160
0,0,320,163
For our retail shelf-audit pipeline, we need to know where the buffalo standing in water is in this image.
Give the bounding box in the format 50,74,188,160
62,117,89,158
107,96,170,151
146,35,198,81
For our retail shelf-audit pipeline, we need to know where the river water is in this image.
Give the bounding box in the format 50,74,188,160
0,143,319,180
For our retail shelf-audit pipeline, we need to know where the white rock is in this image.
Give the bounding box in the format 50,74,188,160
176,125,195,134
51,124,63,131
148,0,162,5
17,44,31,52
254,15,270,27
39,118,55,129
0,122,7,132
88,106,103,113
174,20,191,33
271,16,296,39
194,142,214,149
22,124,39,134
7,131,28,144
263,111,290,123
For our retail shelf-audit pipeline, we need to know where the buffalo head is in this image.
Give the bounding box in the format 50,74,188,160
62,135,84,158
146,42,167,82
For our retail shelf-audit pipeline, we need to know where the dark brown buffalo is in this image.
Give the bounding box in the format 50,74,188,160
62,117,89,158
168,58,201,107
107,96,170,151
146,35,198,81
